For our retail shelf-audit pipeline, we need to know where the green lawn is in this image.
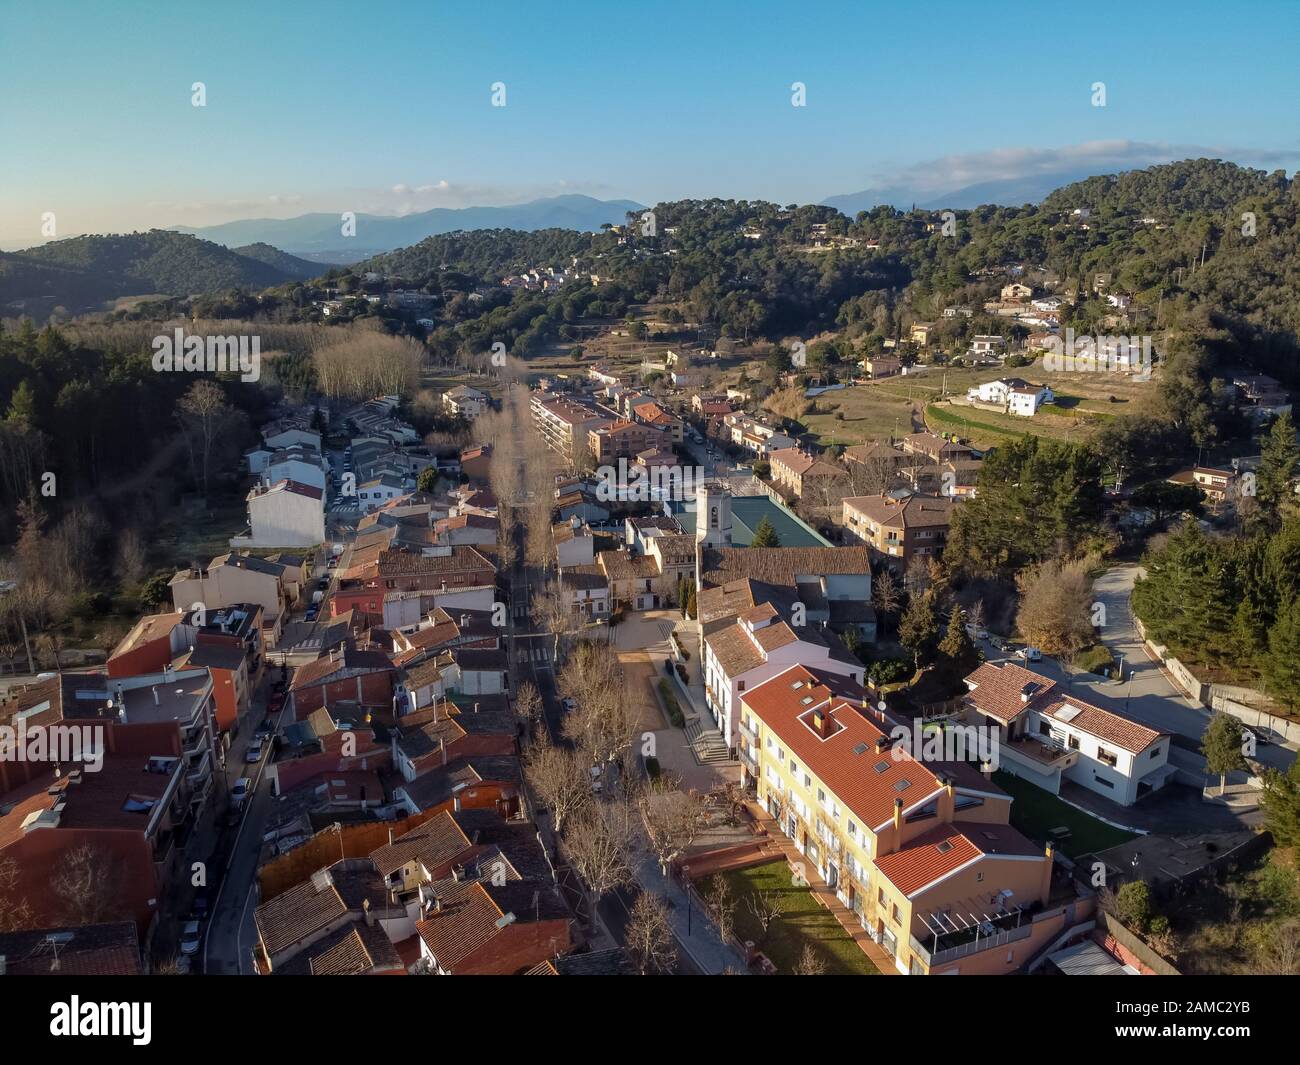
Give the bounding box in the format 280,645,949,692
699,860,881,975
993,770,1137,858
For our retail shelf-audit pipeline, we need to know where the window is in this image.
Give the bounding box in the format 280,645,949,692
1039,721,1051,737
1098,747,1118,767
737,680,745,692
975,872,984,882
1068,735,1080,750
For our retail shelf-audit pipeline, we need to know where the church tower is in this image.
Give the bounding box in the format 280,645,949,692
695,480,733,550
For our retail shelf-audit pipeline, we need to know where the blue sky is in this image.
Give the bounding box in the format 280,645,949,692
2,0,1298,244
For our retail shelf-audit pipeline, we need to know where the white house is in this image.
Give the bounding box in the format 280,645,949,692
356,474,409,513
1031,295,1063,312
238,480,326,548
963,662,1173,806
969,335,1006,355
442,385,489,420
967,378,1054,417
703,611,864,749
262,446,329,494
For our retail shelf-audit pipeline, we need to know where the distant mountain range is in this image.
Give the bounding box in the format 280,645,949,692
169,194,645,256
0,231,321,317
822,169,1104,214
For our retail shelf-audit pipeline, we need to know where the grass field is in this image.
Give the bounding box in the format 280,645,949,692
699,860,881,975
993,770,1137,858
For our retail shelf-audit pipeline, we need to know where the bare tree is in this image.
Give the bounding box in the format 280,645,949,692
1256,920,1300,975
746,888,786,943
176,380,232,502
709,874,737,944
513,680,543,739
1016,556,1097,656
560,642,639,785
0,857,32,932
115,527,149,587
872,567,901,636
50,843,125,926
524,737,590,832
564,800,636,921
793,943,828,975
640,786,710,875
531,580,572,661
624,891,678,975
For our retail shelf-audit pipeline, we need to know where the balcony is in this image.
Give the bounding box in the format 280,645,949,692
738,719,758,745
1004,734,1078,772
739,746,759,775
909,905,1035,967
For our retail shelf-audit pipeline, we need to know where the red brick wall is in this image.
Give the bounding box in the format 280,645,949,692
291,671,395,720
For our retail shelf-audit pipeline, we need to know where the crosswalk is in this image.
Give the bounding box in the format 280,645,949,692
516,645,553,664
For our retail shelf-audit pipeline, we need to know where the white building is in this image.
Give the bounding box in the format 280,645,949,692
262,446,329,494
356,474,409,513
963,662,1173,806
703,610,864,749
238,480,326,548
442,385,489,420
966,377,1054,417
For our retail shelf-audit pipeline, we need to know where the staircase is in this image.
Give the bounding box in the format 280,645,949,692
684,716,732,765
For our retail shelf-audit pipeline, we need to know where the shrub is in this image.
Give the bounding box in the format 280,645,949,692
1116,880,1153,931
658,679,685,727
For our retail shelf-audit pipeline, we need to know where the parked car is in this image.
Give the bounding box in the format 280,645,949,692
318,576,330,590
304,605,319,622
1016,646,1043,662
267,692,286,715
231,777,252,804
190,890,210,917
964,623,990,640
1243,724,1275,747
179,921,202,956
245,739,264,763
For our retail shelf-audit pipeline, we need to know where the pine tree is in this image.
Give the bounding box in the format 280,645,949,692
1256,411,1299,525
938,605,978,675
899,589,940,668
1264,599,1300,712
1260,759,1300,850
750,516,781,548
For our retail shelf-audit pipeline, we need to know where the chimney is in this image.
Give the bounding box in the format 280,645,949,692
811,708,826,737
892,797,903,834
1041,841,1055,901
441,737,447,767
152,686,160,705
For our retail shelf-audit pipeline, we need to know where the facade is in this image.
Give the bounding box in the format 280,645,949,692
768,448,846,498
962,661,1172,806
240,480,325,548
443,385,489,420
531,394,614,465
842,494,954,569
738,665,1066,975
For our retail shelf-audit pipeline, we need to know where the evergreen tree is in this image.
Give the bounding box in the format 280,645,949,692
899,589,941,668
1260,759,1300,850
750,516,781,548
1256,411,1299,526
1200,713,1247,795
938,605,979,675
1264,599,1300,712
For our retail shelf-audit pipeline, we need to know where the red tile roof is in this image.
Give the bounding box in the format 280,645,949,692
741,665,942,831
962,661,1057,723
875,821,1044,897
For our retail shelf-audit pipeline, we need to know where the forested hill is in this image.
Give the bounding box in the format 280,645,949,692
1,231,322,315
230,242,322,282
356,228,597,281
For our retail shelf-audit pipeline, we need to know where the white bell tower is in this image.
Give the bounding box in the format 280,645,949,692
695,480,733,549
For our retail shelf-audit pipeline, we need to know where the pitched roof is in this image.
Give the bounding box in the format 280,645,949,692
1040,695,1164,754
842,494,954,529
874,821,1044,898
699,546,870,589
254,861,391,959
962,661,1058,723
741,664,939,831
0,921,142,976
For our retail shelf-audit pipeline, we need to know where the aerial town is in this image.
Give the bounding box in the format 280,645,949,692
0,4,1294,1045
